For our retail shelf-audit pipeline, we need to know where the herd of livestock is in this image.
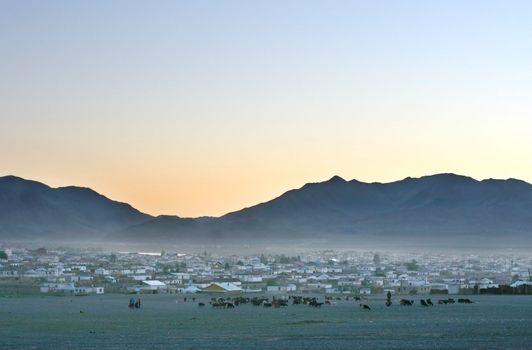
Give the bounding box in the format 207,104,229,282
399,297,474,306
197,295,474,310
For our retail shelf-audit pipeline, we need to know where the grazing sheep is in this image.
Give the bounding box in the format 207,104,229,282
360,304,371,310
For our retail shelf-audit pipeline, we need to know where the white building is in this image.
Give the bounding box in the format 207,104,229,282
141,280,167,293
181,286,201,293
266,284,297,293
40,283,104,295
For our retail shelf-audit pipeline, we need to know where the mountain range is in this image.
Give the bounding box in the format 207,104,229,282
1,174,532,246
0,176,151,240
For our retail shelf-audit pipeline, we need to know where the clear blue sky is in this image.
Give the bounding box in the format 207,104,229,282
1,1,531,216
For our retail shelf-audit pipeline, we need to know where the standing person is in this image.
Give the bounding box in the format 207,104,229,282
137,297,141,308
385,291,392,307
129,297,135,309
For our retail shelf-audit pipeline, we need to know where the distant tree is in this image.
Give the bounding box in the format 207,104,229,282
35,248,47,256
109,254,117,263
373,253,381,265
161,250,166,257
277,255,291,264
260,254,268,264
375,267,385,277
179,262,187,269
406,259,419,271
266,279,278,287
236,260,244,266
224,262,230,270
0,251,8,260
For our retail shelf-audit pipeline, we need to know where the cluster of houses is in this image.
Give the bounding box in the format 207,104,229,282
0,245,531,296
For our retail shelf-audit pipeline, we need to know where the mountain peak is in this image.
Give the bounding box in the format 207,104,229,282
326,175,347,184
0,175,152,240
419,173,477,183
0,175,51,192
1,174,42,184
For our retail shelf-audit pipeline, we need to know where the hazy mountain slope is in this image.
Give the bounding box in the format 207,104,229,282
116,173,532,242
2,173,532,244
0,176,152,239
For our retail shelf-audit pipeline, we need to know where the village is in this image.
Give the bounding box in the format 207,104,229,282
1,244,531,297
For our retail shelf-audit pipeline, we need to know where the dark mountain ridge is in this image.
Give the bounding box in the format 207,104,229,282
0,175,152,239
116,173,532,244
1,173,532,246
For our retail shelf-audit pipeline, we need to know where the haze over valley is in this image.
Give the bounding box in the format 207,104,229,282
2,173,531,250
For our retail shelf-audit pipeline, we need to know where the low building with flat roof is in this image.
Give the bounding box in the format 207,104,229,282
202,282,242,293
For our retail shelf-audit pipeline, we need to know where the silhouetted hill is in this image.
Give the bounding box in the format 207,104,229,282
0,175,152,239
115,173,532,245
2,174,532,246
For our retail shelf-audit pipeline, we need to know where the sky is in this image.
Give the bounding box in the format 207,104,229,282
1,0,532,217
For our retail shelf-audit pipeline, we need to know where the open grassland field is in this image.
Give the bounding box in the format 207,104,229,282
1,294,531,349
